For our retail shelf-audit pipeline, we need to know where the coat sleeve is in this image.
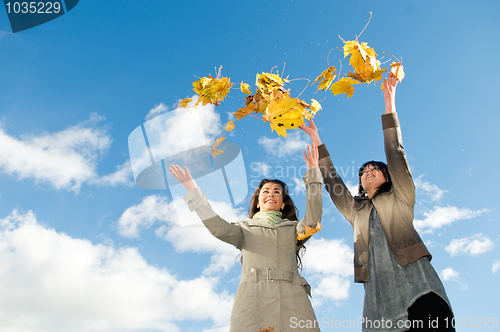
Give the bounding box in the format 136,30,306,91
296,167,323,237
184,187,243,249
382,112,415,206
317,144,356,225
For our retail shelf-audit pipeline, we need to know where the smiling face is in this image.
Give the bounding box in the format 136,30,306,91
360,164,387,197
257,182,285,211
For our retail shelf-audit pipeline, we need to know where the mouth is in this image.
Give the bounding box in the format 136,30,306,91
266,199,276,204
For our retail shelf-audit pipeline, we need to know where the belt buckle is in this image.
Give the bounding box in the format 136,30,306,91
267,268,274,282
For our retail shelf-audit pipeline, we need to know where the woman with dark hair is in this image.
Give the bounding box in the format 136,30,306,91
169,144,323,332
300,74,454,332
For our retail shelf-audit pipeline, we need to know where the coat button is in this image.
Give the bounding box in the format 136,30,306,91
251,268,255,273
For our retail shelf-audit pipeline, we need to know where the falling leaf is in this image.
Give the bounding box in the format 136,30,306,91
310,99,322,114
225,120,235,131
313,66,337,91
178,98,192,110
266,96,306,137
210,136,226,158
240,82,252,95
342,40,383,83
330,77,360,98
193,74,233,106
297,221,322,241
390,62,405,82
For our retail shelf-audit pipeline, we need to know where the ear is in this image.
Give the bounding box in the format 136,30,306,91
257,204,259,209
281,203,285,210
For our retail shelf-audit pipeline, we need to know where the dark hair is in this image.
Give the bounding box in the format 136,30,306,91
244,178,306,271
357,161,392,198
248,179,299,221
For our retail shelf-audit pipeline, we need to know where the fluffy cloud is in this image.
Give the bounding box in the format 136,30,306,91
440,267,460,282
440,267,467,290
146,102,169,120
0,115,134,192
301,238,353,305
0,210,233,332
414,175,448,203
445,234,494,257
257,131,309,158
414,206,487,234
492,260,500,274
117,195,245,274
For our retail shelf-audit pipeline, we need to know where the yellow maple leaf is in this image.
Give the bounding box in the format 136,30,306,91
240,82,252,95
310,99,322,113
343,40,383,83
193,74,233,106
390,62,405,82
225,120,235,131
330,77,360,98
297,221,322,241
313,66,337,91
266,96,306,137
210,136,226,158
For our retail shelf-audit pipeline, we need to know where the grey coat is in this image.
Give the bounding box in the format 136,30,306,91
184,168,323,332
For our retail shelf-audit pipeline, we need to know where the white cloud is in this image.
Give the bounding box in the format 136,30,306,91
445,234,494,257
257,131,309,158
414,175,448,202
146,102,169,120
440,267,467,290
0,210,233,332
441,267,460,282
345,180,359,197
0,115,135,192
142,97,222,164
292,177,305,196
301,238,353,305
0,115,110,193
414,206,487,234
249,162,272,178
492,260,500,274
93,159,135,187
117,195,246,274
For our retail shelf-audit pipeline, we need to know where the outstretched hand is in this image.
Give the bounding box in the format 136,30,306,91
383,72,398,114
299,118,322,147
303,144,319,170
169,164,197,192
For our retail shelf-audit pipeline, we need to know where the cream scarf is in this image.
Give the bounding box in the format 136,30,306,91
253,210,282,226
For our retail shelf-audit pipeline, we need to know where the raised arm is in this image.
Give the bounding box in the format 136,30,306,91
381,74,415,205
169,164,243,248
299,120,356,225
296,144,323,241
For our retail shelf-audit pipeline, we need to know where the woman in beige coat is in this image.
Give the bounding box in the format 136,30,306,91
169,144,323,332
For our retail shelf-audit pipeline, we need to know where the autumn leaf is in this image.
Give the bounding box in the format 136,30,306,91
225,120,235,131
266,96,306,137
193,74,233,106
240,82,252,95
297,221,322,241
390,62,405,82
313,66,337,91
210,136,226,158
330,77,360,98
310,99,322,116
178,98,192,110
342,40,383,83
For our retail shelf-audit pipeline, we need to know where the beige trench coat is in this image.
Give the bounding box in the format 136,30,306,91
184,168,323,332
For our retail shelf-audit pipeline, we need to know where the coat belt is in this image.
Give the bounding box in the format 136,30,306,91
242,268,295,283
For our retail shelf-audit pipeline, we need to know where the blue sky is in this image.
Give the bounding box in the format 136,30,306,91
0,1,499,331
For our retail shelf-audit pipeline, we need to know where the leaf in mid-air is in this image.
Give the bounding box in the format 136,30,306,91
225,120,235,131
313,66,337,91
210,136,226,158
266,97,306,137
240,82,252,95
330,77,360,98
178,98,192,110
193,75,233,106
390,62,405,82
